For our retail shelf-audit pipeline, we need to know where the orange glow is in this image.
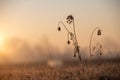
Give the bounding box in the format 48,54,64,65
0,0,119,63
0,33,5,51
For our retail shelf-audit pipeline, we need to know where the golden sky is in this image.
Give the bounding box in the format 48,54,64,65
0,0,120,63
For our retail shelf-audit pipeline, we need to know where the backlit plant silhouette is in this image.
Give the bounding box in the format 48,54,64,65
58,15,81,61
89,27,102,58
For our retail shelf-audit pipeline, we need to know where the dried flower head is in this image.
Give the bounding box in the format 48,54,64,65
89,27,103,59
67,40,70,44
66,15,74,24
74,45,81,60
93,46,96,51
97,29,101,36
58,15,81,61
74,54,76,57
58,27,61,31
100,52,102,55
69,32,74,40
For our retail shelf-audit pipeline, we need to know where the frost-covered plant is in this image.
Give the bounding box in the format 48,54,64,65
58,15,81,61
89,27,102,58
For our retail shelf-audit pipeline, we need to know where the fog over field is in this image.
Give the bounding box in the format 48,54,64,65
0,37,119,64
0,0,120,80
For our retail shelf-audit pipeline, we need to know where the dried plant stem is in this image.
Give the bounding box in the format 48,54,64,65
89,27,100,59
73,20,81,61
58,15,81,61
58,21,70,33
73,20,78,44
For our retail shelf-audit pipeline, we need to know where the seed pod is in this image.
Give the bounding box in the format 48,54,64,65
70,33,74,40
66,15,74,24
93,46,96,51
67,15,74,20
100,52,102,55
74,54,76,57
97,29,101,36
58,27,61,31
67,40,70,44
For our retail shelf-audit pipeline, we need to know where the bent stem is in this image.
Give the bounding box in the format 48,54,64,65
58,15,81,61
89,27,101,59
58,21,70,33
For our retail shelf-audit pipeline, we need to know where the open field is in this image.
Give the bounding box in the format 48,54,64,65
0,59,120,80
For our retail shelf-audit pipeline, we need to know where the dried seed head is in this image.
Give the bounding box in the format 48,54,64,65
58,27,61,31
67,40,70,44
66,15,74,24
74,54,76,57
70,32,73,37
100,52,102,55
74,46,80,54
67,15,74,20
93,46,96,51
97,29,101,36
70,32,74,40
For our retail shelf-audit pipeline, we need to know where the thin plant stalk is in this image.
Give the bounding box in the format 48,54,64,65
73,20,78,44
58,21,70,33
73,19,81,60
89,27,102,58
57,15,81,61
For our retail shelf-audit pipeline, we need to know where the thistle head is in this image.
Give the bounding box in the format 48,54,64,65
66,15,74,24
97,29,102,36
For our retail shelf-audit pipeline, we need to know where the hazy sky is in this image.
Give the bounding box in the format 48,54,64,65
0,0,120,50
